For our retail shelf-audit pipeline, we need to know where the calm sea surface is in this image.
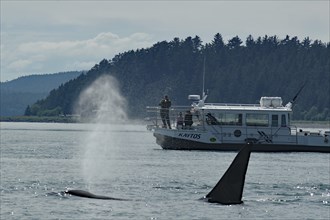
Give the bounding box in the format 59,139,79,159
1,122,329,219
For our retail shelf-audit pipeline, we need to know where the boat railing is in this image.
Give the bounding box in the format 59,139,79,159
204,103,260,107
146,105,201,129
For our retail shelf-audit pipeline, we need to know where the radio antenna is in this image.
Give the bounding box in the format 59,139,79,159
285,81,307,109
202,56,206,98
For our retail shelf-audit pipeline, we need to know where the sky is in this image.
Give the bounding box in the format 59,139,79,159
1,0,329,82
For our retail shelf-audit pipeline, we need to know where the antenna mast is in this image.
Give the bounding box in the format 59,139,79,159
202,56,206,98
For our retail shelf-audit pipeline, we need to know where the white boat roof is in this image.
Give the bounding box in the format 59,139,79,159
199,103,292,112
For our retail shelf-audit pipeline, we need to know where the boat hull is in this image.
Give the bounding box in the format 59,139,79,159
154,133,330,153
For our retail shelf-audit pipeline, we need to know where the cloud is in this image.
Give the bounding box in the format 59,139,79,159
1,1,328,81
8,59,32,70
1,32,155,80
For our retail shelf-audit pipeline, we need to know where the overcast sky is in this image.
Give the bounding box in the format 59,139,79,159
1,0,329,81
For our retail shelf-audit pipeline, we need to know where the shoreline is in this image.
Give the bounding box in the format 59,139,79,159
1,116,329,128
0,116,78,123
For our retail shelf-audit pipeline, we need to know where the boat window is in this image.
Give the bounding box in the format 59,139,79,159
271,115,279,127
216,113,242,126
206,113,219,125
246,114,269,127
281,114,287,127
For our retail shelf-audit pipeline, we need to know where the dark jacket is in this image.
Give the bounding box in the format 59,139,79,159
159,98,171,110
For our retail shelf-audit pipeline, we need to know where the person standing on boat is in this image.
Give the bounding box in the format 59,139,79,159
159,95,172,129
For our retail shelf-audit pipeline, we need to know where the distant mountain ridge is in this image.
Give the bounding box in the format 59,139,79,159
1,72,83,93
1,71,83,116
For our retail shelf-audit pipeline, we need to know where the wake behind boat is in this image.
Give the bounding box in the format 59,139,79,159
146,94,330,153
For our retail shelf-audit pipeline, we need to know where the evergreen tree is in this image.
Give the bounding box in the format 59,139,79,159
26,34,329,121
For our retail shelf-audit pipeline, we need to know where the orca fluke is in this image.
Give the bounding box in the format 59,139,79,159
65,189,127,201
204,143,252,204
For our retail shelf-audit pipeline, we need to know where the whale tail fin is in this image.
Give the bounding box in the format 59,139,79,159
204,143,252,204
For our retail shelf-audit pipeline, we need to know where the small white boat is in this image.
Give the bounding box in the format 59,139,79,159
146,94,330,152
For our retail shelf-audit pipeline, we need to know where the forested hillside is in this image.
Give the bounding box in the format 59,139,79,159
27,34,330,120
1,71,82,116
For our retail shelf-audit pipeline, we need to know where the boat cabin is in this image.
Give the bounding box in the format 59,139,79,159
200,99,291,129
147,97,293,136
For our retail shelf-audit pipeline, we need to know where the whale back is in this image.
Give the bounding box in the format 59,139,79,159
66,189,127,200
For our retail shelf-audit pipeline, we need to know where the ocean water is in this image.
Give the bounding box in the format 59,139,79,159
0,122,329,220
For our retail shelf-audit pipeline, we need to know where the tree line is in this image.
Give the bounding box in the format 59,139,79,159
26,34,330,121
